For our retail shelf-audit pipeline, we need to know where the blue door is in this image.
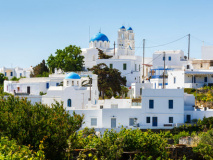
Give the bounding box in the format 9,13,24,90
186,115,191,123
152,117,157,127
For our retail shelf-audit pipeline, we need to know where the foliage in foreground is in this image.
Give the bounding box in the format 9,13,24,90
68,128,169,160
193,129,213,160
0,137,45,160
0,95,84,160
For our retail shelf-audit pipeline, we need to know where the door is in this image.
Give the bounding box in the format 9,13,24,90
152,117,158,127
27,86,30,94
111,118,116,128
186,115,191,123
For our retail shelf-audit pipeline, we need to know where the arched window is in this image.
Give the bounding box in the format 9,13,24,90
67,99,72,107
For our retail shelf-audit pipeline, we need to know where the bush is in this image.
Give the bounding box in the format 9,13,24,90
0,136,45,159
0,95,84,160
193,129,213,160
173,131,190,144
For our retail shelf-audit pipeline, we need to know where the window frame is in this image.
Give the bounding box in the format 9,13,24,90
123,63,127,70
169,100,173,109
129,118,135,126
169,117,173,123
91,118,97,126
146,117,150,123
149,100,154,109
67,99,72,107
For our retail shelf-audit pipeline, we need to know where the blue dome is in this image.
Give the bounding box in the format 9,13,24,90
89,32,110,42
120,26,125,29
65,72,81,79
127,27,133,30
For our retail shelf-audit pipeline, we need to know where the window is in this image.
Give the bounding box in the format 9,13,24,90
201,63,203,68
139,65,140,71
204,77,208,82
168,56,171,61
146,117,150,123
100,105,103,109
72,81,74,86
135,64,137,71
187,65,190,69
67,99,72,107
46,83,49,89
67,81,69,86
10,72,13,76
4,72,6,76
123,63,127,70
110,64,113,69
169,100,173,109
77,81,79,86
149,100,154,109
140,88,142,95
91,118,97,126
169,117,173,123
163,57,165,61
174,77,176,84
20,73,22,77
129,118,134,126
56,83,59,86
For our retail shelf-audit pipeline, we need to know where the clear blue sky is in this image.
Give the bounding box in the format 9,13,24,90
0,0,213,68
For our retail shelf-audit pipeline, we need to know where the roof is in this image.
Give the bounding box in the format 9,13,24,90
185,70,213,75
120,26,125,29
89,32,110,42
127,27,133,30
65,72,81,79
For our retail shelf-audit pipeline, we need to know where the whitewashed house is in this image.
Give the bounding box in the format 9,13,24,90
167,69,213,89
0,66,33,79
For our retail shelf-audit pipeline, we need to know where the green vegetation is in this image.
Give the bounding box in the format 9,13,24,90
31,59,49,77
47,45,84,73
0,73,8,85
0,136,45,159
0,96,84,160
89,63,126,99
97,48,113,59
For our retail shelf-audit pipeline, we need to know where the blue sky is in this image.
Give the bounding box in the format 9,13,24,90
0,0,213,68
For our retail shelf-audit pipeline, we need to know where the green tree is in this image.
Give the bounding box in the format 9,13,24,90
0,73,8,85
0,95,84,160
31,59,49,77
0,136,45,159
97,48,113,59
47,45,84,72
89,63,126,99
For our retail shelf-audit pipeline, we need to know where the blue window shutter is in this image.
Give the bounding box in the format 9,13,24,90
67,99,72,107
169,100,173,109
149,100,154,109
46,83,49,89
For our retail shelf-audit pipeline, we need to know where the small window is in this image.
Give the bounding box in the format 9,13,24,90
129,118,134,126
110,64,113,69
135,64,137,71
149,100,154,109
201,63,203,68
67,81,69,86
140,88,142,95
56,83,59,86
169,100,173,109
123,63,127,70
169,117,173,123
100,105,103,109
146,117,150,123
204,77,208,82
10,72,13,76
4,72,6,76
77,81,79,86
20,73,22,77
187,65,190,69
72,81,74,86
46,83,49,89
67,99,72,107
91,118,97,126
163,57,165,61
168,56,171,61
139,65,140,71
174,77,176,84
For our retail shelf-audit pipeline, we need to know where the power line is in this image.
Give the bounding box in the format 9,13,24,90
135,35,188,49
191,35,213,46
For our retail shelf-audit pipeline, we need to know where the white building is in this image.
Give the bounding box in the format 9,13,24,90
0,67,33,80
81,26,151,86
68,89,213,130
42,72,99,109
167,69,213,89
202,46,213,60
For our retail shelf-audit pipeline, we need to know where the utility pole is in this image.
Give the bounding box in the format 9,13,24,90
114,41,115,56
163,52,166,89
188,34,190,60
143,39,145,82
89,77,91,101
